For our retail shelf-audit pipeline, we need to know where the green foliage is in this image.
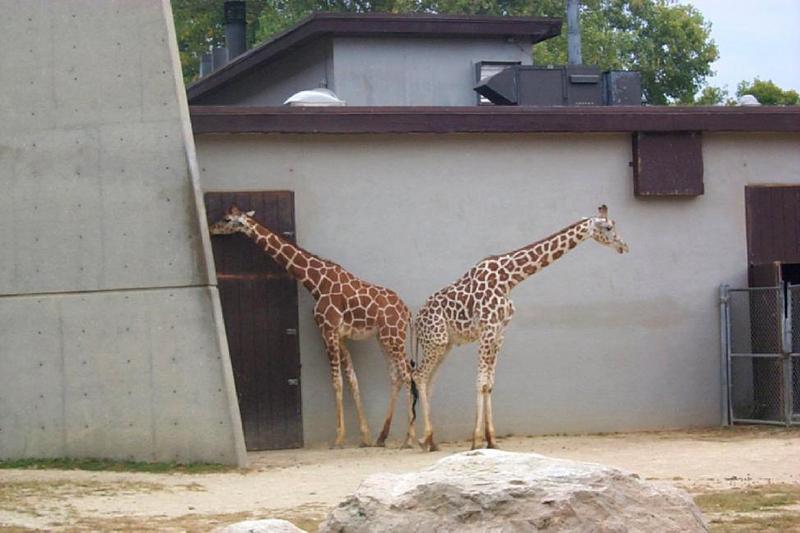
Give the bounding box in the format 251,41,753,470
172,0,271,82
692,85,729,106
0,457,232,473
736,78,799,106
172,0,719,104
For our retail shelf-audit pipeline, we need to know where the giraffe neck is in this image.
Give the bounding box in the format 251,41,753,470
499,218,593,293
241,218,320,294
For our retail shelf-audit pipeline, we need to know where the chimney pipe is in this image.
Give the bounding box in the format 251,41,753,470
567,0,582,65
224,1,247,60
200,52,213,77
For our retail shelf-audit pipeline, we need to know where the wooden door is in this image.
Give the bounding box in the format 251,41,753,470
205,191,302,450
745,185,800,422
746,185,800,266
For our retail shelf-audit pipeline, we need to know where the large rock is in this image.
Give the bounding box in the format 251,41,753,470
321,449,707,532
216,519,307,533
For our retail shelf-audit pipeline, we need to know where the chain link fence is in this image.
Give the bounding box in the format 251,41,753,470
723,286,797,426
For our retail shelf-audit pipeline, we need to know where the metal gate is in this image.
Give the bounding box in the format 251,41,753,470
722,284,800,425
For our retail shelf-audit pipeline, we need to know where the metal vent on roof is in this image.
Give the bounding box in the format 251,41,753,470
284,88,346,107
474,65,642,106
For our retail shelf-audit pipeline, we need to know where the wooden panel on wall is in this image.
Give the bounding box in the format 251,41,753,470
205,191,303,451
632,131,704,196
746,185,800,266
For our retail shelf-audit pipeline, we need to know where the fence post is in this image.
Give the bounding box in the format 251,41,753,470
784,286,793,426
719,284,730,426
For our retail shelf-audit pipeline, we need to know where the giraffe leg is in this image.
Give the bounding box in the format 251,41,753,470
339,340,373,447
376,373,401,447
472,333,501,450
416,343,448,452
376,338,409,447
322,331,346,449
484,387,497,449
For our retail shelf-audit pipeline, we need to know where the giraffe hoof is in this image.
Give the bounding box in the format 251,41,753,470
486,442,499,449
374,440,387,448
359,440,375,448
429,443,440,452
400,441,413,449
329,442,345,450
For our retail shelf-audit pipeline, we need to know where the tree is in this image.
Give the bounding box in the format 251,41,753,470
692,85,729,106
736,78,799,106
173,0,719,105
523,0,718,105
172,0,271,82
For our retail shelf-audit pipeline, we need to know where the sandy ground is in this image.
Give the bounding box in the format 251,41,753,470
1,426,799,531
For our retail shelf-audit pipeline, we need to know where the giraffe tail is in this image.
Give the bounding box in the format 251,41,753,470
409,323,419,423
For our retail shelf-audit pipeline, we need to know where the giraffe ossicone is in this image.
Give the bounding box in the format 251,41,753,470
210,205,417,449
412,205,629,452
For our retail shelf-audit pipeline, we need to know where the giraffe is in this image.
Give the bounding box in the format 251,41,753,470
209,205,416,448
412,205,628,452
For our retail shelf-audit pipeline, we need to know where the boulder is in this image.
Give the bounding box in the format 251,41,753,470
215,518,307,533
320,449,707,532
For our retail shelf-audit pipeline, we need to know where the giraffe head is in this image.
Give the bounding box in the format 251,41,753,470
589,205,629,254
209,205,255,235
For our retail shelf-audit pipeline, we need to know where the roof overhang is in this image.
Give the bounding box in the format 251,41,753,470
189,106,800,135
186,12,562,103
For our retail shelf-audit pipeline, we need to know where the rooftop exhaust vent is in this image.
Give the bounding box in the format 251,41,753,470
284,88,346,107
474,65,641,106
738,94,761,106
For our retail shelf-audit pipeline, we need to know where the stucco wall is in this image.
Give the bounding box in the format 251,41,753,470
0,0,246,465
332,36,533,106
195,132,800,446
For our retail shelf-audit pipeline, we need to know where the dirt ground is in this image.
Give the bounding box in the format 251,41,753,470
1,426,799,532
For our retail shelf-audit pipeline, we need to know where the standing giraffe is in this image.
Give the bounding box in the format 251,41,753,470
413,205,628,451
210,205,416,448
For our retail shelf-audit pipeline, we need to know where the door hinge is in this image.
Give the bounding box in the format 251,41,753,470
286,328,297,335
287,378,299,386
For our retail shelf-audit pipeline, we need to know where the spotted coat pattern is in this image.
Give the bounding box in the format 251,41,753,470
210,205,415,448
413,206,629,451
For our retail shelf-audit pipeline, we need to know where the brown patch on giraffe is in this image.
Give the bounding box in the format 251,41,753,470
293,253,308,269
317,276,332,293
552,250,564,260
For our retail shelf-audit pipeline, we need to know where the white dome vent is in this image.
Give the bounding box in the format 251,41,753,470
284,88,346,107
738,94,761,106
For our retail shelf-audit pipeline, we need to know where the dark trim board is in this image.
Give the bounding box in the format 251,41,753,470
190,106,800,134
187,13,562,103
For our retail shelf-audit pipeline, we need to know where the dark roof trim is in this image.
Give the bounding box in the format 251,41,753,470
190,106,800,134
186,13,562,102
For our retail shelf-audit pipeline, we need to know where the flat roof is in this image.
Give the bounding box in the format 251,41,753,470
186,12,562,103
190,106,800,134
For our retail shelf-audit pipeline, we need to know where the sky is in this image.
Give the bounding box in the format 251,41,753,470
679,0,800,95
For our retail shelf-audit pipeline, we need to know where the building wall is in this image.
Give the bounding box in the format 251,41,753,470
332,36,533,106
192,36,533,107
192,41,332,106
0,0,246,465
195,132,800,446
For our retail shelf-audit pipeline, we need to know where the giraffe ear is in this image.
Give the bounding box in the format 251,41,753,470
245,210,255,217
598,205,608,219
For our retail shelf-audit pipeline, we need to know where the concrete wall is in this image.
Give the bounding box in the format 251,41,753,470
192,41,331,106
195,131,800,446
332,37,533,106
0,0,246,465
